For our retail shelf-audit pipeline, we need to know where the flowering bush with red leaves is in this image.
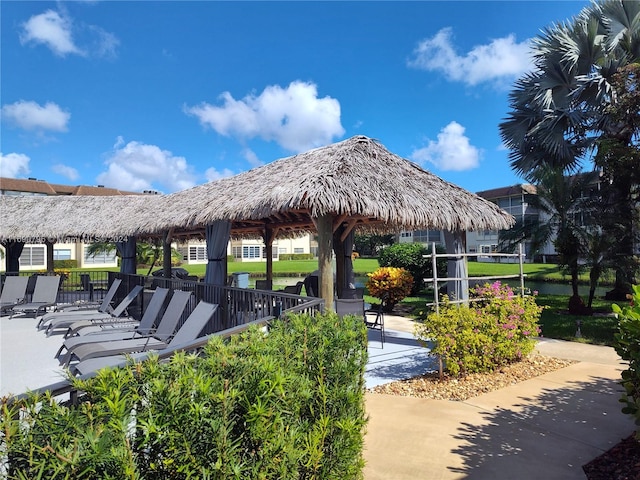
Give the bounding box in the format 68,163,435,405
366,267,413,312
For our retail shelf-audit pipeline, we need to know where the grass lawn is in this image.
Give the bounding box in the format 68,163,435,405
44,258,623,346
100,258,381,278
398,291,621,347
536,294,619,346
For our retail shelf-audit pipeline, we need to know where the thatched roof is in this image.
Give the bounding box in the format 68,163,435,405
160,135,514,236
0,136,514,243
0,195,161,242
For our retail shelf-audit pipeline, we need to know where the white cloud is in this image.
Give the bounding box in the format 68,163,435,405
205,167,234,182
97,139,196,193
411,122,480,171
19,9,118,59
185,81,345,153
408,28,532,86
242,148,263,168
52,163,79,181
20,9,84,57
2,100,70,132
0,152,31,178
88,25,120,59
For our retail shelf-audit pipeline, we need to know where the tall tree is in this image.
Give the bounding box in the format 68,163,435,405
500,0,640,300
498,168,595,313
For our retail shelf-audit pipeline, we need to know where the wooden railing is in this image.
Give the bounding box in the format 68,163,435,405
424,242,527,313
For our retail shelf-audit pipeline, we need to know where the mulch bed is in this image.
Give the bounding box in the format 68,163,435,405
583,433,640,479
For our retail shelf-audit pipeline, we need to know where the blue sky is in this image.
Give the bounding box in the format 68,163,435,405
1,1,589,194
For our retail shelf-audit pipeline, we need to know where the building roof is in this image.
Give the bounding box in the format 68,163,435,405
0,136,515,242
160,135,515,236
475,184,537,200
0,177,139,196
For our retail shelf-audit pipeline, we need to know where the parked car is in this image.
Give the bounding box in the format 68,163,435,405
151,267,190,279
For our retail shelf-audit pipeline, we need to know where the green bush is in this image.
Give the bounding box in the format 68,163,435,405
378,243,446,294
53,259,78,269
1,312,368,479
415,281,542,377
613,284,640,437
279,253,315,261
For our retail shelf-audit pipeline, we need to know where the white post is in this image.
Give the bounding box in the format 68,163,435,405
432,242,439,314
519,243,525,297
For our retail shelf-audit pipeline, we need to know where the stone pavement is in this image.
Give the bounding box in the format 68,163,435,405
363,315,634,479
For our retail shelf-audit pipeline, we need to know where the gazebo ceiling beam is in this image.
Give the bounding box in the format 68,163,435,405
332,214,348,233
340,218,360,243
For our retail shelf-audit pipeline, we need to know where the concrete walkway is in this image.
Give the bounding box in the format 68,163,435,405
363,316,635,479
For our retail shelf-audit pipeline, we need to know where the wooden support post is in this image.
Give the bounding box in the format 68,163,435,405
163,230,173,278
263,226,277,287
45,240,55,274
316,214,334,310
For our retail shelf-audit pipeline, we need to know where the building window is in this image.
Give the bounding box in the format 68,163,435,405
243,245,261,259
278,247,287,254
413,230,442,244
19,246,45,267
84,247,116,264
480,244,498,254
232,246,243,259
53,249,72,261
293,247,304,254
189,246,207,261
262,246,278,259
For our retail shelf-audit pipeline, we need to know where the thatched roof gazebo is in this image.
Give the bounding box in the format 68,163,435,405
159,135,514,304
1,136,514,306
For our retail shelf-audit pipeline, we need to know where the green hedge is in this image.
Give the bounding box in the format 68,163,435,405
378,243,446,295
1,312,368,479
279,253,315,261
53,259,78,269
613,284,640,435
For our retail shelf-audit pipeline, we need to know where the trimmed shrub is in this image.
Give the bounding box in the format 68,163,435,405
1,311,368,479
366,267,413,312
613,284,640,437
53,259,77,269
415,281,542,377
279,253,315,261
378,243,446,294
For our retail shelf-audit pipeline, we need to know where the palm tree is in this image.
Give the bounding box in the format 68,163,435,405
499,0,640,300
499,168,595,313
